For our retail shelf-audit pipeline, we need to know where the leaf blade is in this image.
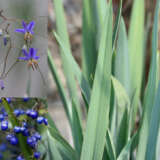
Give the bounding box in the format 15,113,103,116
52,0,83,155
136,0,160,159
80,2,113,159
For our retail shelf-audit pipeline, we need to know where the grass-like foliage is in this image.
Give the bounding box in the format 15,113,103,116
1,0,160,159
47,0,160,159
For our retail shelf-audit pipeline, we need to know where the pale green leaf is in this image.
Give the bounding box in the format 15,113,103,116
80,2,113,160
136,0,160,159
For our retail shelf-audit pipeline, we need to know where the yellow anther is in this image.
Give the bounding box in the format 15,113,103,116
24,32,33,41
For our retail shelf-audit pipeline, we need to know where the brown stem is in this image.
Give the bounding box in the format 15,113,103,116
1,40,12,77
1,60,19,79
36,64,46,86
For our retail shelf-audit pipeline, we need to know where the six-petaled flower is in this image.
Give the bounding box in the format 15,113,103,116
15,21,35,35
15,21,35,41
0,18,43,89
18,48,40,70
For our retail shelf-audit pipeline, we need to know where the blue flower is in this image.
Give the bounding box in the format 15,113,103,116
9,136,19,145
14,126,21,133
1,120,8,131
27,136,37,148
18,48,40,61
6,98,11,104
15,21,35,35
6,134,19,145
17,155,25,160
34,151,41,159
3,34,10,46
0,114,4,121
23,97,30,102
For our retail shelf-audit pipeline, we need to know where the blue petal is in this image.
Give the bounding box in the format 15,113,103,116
15,28,26,34
22,49,29,57
33,49,38,57
22,21,27,29
27,21,35,32
18,57,29,61
29,48,38,58
3,38,7,46
30,30,34,35
34,56,40,60
29,48,35,58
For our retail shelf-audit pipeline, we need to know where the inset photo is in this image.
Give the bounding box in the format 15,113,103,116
0,97,49,160
0,0,48,97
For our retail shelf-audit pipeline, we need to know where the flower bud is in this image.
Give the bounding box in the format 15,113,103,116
3,34,10,46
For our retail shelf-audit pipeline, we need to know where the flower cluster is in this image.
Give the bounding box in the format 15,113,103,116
0,10,44,90
15,21,40,69
0,98,48,160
